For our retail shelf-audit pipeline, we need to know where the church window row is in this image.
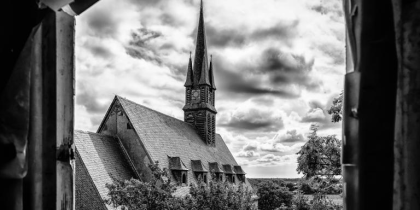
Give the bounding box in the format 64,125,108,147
171,159,246,185
211,116,215,143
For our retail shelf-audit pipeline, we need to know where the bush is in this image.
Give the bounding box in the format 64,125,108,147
105,161,256,210
285,182,298,192
257,181,294,210
299,182,315,194
186,177,255,210
292,191,310,210
309,192,342,210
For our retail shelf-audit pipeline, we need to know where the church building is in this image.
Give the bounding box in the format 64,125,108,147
74,1,250,210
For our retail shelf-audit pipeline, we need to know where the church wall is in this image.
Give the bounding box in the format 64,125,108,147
75,151,107,210
115,111,152,182
100,110,117,136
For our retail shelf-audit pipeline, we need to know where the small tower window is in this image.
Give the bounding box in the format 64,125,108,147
232,176,235,183
182,173,187,184
127,123,133,129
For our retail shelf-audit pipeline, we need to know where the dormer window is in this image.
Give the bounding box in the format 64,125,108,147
191,160,208,183
168,156,188,185
234,165,246,183
222,164,236,184
208,162,225,182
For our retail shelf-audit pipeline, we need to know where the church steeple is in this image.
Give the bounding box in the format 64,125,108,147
193,0,211,87
184,52,193,87
209,55,216,89
183,0,217,146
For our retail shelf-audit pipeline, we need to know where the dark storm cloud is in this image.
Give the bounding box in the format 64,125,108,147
219,108,284,132
205,26,246,47
129,28,163,47
257,48,321,90
125,47,162,64
204,20,298,48
215,61,300,98
125,28,165,63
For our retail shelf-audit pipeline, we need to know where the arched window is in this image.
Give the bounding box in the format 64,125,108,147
232,176,235,183
182,173,187,184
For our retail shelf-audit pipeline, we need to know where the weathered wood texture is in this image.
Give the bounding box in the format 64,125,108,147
55,11,75,210
24,10,75,210
343,0,398,209
392,1,420,210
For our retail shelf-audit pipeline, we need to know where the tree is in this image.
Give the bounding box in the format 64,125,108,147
257,181,293,210
105,161,256,210
296,125,341,179
327,91,343,123
105,161,183,210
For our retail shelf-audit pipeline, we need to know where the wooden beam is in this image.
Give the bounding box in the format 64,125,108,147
392,1,420,209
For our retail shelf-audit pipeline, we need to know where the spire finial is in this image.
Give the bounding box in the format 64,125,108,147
194,0,210,86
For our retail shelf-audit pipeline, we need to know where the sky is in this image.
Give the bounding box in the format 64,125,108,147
75,0,345,178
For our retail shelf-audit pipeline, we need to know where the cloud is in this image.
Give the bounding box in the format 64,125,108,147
237,151,260,158
274,130,305,143
301,107,326,122
205,20,298,48
258,48,320,90
76,84,109,114
256,154,298,164
260,142,304,153
243,142,259,151
75,0,346,178
219,107,284,132
214,61,301,99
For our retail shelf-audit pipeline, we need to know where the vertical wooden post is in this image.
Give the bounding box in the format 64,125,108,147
26,9,75,210
392,1,420,209
343,1,398,209
55,10,75,210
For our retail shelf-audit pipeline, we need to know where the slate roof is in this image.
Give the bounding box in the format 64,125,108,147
74,130,137,200
169,156,189,171
191,160,208,172
222,164,236,174
114,96,240,182
209,162,225,173
234,166,246,175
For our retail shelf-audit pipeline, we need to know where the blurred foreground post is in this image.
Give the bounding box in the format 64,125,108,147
392,1,420,209
343,0,420,210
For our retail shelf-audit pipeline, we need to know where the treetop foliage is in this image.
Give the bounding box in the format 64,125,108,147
327,91,343,123
105,161,256,210
296,125,341,178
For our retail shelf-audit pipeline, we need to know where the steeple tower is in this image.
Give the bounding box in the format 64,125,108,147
183,0,217,146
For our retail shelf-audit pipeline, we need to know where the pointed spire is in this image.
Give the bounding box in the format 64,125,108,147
193,0,211,86
184,52,194,87
209,55,216,89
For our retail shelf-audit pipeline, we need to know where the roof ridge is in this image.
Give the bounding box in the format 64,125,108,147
115,136,142,180
116,95,196,127
74,130,116,137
